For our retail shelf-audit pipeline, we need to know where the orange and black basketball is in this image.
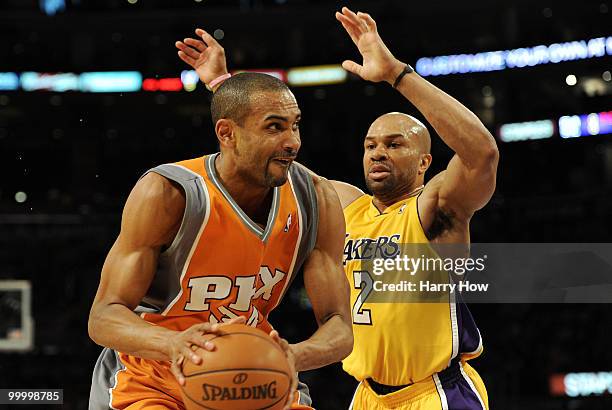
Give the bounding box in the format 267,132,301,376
180,324,293,410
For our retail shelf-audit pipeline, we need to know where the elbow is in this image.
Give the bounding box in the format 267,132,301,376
87,307,103,346
486,139,499,164
87,314,98,344
478,134,499,171
464,129,499,172
484,146,499,172
485,129,499,158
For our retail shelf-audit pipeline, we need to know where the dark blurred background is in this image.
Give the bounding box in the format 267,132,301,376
1,0,611,409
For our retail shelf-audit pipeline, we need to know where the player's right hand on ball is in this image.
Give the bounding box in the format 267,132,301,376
175,28,229,88
168,316,246,386
269,330,298,410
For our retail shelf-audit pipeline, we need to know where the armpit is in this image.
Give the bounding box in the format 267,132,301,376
426,207,454,240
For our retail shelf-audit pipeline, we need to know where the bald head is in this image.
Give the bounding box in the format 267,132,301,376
362,112,433,202
367,112,431,154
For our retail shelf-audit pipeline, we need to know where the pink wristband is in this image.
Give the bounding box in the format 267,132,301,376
207,73,232,91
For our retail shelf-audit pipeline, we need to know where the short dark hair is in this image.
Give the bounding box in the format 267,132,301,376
210,72,290,126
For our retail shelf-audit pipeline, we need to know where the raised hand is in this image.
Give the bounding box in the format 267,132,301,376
175,28,228,87
335,7,405,84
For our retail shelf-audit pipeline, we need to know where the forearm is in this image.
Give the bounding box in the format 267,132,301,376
88,303,176,360
291,314,353,372
392,65,498,167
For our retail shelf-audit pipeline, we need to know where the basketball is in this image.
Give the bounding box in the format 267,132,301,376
180,324,293,410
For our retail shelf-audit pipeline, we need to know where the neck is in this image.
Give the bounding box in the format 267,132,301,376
372,184,424,213
215,153,271,216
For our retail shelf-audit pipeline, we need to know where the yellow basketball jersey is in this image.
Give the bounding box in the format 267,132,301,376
342,194,483,386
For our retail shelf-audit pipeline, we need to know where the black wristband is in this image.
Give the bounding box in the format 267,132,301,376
392,64,414,88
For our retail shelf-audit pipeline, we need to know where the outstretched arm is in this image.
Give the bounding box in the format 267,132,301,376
291,176,353,371
336,7,498,220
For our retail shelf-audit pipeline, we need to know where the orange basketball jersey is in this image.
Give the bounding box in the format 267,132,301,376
89,154,318,410
137,153,319,334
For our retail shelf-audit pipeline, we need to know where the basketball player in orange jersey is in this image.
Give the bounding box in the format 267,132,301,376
87,70,353,408
176,6,499,409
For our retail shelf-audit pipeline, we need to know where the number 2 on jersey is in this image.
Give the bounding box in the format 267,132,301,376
352,270,373,325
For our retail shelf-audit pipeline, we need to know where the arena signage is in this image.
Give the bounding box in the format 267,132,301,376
550,372,612,397
498,111,612,141
0,72,19,91
559,111,612,138
416,36,612,76
498,120,555,142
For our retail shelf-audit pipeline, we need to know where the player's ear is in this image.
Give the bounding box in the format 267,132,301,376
418,154,432,175
215,119,236,148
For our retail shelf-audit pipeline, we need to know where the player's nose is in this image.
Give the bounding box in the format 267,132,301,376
370,145,388,161
282,131,301,152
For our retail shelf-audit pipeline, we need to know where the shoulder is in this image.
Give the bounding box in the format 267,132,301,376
307,175,344,229
329,180,365,210
132,171,186,210
121,171,186,247
290,162,365,209
305,175,346,251
310,174,339,201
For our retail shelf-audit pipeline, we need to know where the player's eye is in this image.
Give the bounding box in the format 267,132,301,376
389,142,400,148
267,123,282,131
366,144,375,150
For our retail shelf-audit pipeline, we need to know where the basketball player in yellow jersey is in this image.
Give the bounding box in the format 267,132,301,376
87,72,353,410
330,8,499,409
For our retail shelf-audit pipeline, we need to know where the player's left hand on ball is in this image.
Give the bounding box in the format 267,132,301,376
269,330,297,410
175,28,228,87
335,7,405,84
168,316,246,386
